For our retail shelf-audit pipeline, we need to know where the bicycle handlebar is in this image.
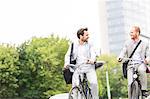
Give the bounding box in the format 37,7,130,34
122,58,144,62
67,61,106,72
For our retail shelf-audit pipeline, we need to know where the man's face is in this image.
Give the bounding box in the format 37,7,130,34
130,27,139,40
80,31,89,42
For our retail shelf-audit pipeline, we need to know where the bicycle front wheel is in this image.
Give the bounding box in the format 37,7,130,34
138,88,144,99
84,86,92,99
68,86,86,99
129,81,139,99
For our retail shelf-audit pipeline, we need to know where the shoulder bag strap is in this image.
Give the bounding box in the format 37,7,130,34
129,40,142,58
70,43,74,63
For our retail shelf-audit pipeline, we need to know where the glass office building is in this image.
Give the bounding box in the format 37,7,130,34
105,0,150,55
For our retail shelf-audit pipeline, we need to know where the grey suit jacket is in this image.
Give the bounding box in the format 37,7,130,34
118,39,150,64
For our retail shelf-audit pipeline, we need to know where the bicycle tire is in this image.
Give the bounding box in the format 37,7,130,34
68,86,86,99
129,81,139,99
138,88,144,99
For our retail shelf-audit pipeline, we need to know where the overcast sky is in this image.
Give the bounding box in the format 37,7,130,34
0,0,101,49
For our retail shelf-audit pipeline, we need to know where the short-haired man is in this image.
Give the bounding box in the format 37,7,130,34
64,28,99,99
118,26,150,97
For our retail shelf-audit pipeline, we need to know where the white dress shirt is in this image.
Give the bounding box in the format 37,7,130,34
64,41,96,66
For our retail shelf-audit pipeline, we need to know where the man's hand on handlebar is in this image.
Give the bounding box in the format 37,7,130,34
144,59,149,65
117,58,123,62
64,64,69,69
87,59,95,64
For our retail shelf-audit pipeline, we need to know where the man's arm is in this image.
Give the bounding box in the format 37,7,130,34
88,44,96,64
145,43,150,64
117,41,128,62
64,43,72,68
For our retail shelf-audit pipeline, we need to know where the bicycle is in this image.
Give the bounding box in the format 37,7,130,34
123,58,147,99
68,61,105,99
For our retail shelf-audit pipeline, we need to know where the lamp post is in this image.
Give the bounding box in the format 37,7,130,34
106,61,111,99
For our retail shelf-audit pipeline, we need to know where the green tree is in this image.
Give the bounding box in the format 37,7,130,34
97,54,128,99
17,35,70,99
1,35,140,98
0,44,20,98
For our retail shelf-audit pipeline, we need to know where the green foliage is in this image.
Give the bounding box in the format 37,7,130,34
0,44,20,98
97,54,128,99
17,35,69,99
2,35,150,98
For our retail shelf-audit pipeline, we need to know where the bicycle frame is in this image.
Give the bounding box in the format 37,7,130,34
68,61,105,99
79,73,92,99
68,63,92,99
130,65,144,99
123,58,144,99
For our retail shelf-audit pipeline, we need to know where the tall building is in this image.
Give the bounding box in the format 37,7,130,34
98,0,110,54
102,0,150,55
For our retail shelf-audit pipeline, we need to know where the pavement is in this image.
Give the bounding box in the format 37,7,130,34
49,93,150,99
49,93,69,99
146,95,150,99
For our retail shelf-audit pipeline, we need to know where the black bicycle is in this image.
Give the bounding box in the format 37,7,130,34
68,61,105,99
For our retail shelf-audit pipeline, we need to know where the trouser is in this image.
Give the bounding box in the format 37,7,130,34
127,63,147,97
72,64,99,99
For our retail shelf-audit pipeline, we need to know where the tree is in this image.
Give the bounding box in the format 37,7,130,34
0,44,20,98
96,54,128,99
17,35,70,99
1,35,141,98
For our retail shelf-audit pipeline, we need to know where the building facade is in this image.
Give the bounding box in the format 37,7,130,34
102,0,150,55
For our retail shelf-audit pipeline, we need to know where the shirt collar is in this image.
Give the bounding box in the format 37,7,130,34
131,39,140,44
77,40,88,46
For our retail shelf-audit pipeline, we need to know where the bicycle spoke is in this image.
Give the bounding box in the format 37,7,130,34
86,88,92,99
68,86,86,99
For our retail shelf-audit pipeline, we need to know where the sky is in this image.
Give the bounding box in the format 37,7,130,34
0,0,101,50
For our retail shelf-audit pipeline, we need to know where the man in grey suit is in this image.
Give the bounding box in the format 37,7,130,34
117,26,150,97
